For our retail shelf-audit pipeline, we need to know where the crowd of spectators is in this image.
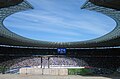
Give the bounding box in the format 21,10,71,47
0,56,88,69
0,56,119,74
49,57,87,67
11,57,42,68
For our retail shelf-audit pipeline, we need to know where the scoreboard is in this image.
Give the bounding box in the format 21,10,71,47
57,48,66,55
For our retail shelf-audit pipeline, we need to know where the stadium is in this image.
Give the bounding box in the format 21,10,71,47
0,0,120,78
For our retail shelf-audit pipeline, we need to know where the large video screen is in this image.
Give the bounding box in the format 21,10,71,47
57,48,66,54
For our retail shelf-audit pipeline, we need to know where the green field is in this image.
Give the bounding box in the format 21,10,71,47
68,68,92,75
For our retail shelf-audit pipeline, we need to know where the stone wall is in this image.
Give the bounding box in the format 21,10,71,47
19,68,68,75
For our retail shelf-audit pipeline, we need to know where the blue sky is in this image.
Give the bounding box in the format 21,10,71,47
4,0,116,42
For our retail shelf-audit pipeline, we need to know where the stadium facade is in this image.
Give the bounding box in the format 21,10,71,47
0,0,120,75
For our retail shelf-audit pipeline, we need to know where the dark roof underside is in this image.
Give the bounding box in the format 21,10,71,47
89,0,120,10
0,0,23,8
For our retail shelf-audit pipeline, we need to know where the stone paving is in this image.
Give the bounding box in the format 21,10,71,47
0,74,120,79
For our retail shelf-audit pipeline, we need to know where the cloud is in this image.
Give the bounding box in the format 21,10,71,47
3,0,116,42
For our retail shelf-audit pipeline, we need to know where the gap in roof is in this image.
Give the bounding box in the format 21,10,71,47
4,0,116,42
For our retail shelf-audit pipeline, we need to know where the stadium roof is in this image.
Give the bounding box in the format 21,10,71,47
0,0,23,8
89,0,120,10
0,0,120,48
